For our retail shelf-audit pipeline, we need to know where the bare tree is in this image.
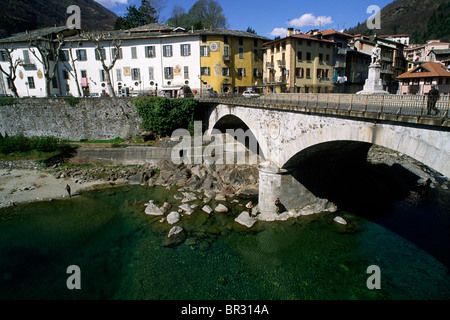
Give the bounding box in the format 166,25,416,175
28,33,64,97
79,31,122,97
0,45,21,97
60,43,82,97
148,0,168,23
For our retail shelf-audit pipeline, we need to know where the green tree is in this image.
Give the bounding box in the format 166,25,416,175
115,0,158,30
246,27,256,34
186,0,228,30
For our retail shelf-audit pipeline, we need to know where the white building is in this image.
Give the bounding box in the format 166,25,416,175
0,26,75,97
60,24,202,97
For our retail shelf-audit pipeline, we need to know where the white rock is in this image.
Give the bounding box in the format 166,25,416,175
160,202,172,213
202,205,213,214
179,204,194,215
215,193,226,201
333,216,347,225
168,226,184,238
145,200,164,216
214,204,229,213
167,211,181,225
181,192,197,203
235,211,256,228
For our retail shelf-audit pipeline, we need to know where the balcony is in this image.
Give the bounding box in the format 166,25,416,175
20,59,35,67
334,61,346,68
336,48,348,55
223,55,230,61
277,60,286,68
266,62,275,69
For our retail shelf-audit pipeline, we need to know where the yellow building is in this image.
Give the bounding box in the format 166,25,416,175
264,28,335,93
198,30,269,94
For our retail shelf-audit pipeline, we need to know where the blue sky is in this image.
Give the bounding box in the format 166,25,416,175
94,0,394,39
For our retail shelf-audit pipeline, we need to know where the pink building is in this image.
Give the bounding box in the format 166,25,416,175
397,62,450,95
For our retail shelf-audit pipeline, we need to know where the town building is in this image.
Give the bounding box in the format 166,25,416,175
0,23,269,98
405,40,450,64
397,61,450,95
378,34,410,46
0,26,77,97
263,28,335,93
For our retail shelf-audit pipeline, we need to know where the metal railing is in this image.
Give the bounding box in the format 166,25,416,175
197,93,450,124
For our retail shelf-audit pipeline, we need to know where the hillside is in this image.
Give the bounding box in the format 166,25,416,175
345,0,450,43
0,0,117,38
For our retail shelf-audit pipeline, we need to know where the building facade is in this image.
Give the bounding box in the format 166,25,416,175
397,62,450,95
0,24,269,98
263,28,335,93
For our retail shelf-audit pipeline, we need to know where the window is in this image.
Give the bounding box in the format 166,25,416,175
319,54,323,62
76,49,87,61
131,47,137,59
237,68,246,77
163,45,172,57
425,78,432,85
180,44,191,56
306,52,311,61
0,50,7,61
27,76,35,89
224,36,228,44
319,42,323,48
200,45,210,57
253,68,261,77
116,69,122,81
131,68,141,81
295,68,304,78
306,68,311,78
298,39,303,46
63,70,70,80
164,67,173,79
111,48,123,60
184,66,189,79
317,69,324,78
223,45,230,57
201,66,210,76
23,50,30,63
81,70,87,78
202,35,207,43
239,47,244,59
95,48,106,61
254,48,258,61
99,70,107,82
254,39,258,47
145,46,155,58
326,54,330,61
52,77,58,89
239,37,243,46
222,67,230,76
281,42,286,51
148,67,154,80
297,51,302,61
307,41,311,47
59,50,69,62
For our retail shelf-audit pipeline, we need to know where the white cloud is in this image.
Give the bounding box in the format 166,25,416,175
269,27,288,37
287,13,333,28
95,0,129,8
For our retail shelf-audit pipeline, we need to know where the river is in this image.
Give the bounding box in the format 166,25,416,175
0,183,449,300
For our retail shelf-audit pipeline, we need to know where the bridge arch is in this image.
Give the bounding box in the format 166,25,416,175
207,104,269,161
279,124,449,178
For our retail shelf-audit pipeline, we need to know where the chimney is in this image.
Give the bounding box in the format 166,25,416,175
287,27,294,37
294,29,301,35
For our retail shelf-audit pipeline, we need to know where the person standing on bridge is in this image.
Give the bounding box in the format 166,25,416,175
427,85,440,115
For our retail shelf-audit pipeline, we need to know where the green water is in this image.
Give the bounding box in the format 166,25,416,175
0,185,449,300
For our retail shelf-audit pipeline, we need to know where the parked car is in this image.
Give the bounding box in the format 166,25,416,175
242,90,260,98
89,93,100,98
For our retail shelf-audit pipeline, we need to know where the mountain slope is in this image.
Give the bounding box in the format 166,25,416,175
0,0,117,38
345,0,450,43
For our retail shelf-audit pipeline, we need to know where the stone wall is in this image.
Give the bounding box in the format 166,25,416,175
0,97,142,141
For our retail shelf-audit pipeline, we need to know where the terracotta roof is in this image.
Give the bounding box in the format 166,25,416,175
320,29,354,38
265,33,335,45
397,62,450,79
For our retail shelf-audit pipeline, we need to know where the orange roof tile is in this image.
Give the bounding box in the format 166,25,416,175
397,62,450,79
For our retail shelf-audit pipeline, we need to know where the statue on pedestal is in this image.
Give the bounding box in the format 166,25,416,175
371,44,381,65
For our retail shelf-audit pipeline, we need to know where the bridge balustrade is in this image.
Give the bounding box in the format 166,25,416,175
198,93,450,121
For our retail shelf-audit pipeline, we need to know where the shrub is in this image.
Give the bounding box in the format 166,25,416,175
133,97,197,137
0,135,69,155
0,97,15,106
64,96,81,107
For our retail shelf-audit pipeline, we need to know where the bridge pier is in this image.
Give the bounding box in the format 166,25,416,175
257,161,326,218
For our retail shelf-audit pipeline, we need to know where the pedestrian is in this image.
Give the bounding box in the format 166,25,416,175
427,85,440,115
246,201,253,217
275,198,281,214
65,184,71,198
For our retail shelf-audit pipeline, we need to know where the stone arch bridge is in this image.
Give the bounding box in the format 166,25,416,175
199,95,450,216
